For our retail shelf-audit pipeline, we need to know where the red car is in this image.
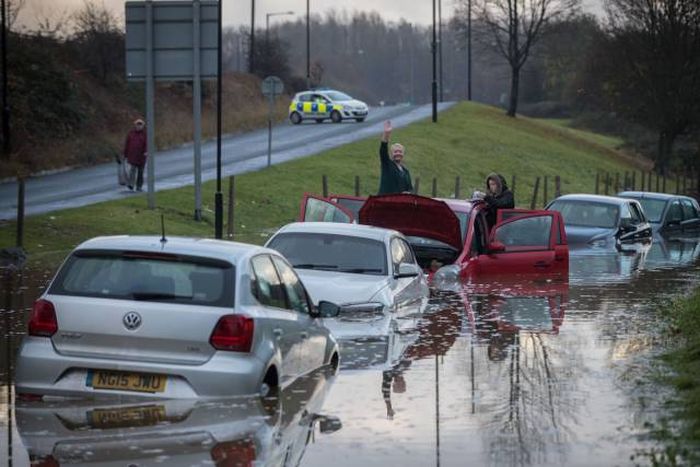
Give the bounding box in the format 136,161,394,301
298,193,569,280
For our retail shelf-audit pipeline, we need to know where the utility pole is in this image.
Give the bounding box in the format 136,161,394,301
438,0,443,102
306,0,311,88
467,0,472,100
215,0,223,238
432,0,438,122
1,0,10,158
249,0,255,74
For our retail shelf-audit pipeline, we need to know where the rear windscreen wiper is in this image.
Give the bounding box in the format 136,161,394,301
131,292,192,301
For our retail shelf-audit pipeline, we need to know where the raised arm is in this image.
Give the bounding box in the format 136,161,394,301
379,120,392,165
381,120,392,143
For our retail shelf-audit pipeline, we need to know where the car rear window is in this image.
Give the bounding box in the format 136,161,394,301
49,250,235,307
548,200,619,228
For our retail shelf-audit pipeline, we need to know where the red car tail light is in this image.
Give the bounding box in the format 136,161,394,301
30,454,60,467
209,314,254,352
210,438,256,467
28,299,58,337
17,393,44,402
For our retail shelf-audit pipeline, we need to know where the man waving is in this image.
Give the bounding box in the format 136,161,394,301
378,120,413,195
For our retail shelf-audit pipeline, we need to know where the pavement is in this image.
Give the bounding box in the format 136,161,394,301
0,102,454,220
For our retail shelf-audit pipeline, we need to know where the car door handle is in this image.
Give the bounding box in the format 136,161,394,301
300,332,309,339
273,328,283,337
534,261,551,268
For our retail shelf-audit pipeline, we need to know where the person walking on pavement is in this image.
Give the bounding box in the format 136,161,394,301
122,118,148,191
483,172,514,228
378,120,413,195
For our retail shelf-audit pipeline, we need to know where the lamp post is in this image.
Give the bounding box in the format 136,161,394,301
438,0,443,102
467,0,472,100
266,11,293,42
1,0,10,158
306,0,310,88
432,0,438,122
249,0,255,74
215,0,223,238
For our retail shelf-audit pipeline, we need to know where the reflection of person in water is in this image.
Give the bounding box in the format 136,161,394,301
381,303,463,419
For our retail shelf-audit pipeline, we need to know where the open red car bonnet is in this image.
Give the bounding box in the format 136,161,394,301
358,194,463,250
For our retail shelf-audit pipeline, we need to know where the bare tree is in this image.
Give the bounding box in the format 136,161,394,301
466,0,579,116
605,0,700,175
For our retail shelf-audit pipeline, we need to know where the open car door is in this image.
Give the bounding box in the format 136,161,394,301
299,193,355,223
328,194,367,219
475,210,568,277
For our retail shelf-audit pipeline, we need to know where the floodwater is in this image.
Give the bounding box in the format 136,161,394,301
2,236,699,466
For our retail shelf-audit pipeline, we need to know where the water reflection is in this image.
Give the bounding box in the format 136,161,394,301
16,366,339,466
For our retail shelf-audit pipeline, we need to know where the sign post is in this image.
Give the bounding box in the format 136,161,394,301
125,1,218,213
261,76,284,167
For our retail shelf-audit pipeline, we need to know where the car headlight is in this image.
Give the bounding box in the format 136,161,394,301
589,239,608,248
337,302,386,321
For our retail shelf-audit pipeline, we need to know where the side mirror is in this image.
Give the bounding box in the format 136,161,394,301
488,241,506,253
619,218,637,233
316,301,341,318
314,414,343,434
394,263,420,278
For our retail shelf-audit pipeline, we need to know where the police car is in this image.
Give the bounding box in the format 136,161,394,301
289,89,369,124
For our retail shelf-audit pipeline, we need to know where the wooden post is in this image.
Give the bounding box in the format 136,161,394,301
543,175,548,207
656,173,660,192
614,173,620,193
662,174,667,193
682,174,687,195
647,171,652,192
595,172,600,194
624,171,629,190
432,178,437,197
322,175,328,197
632,171,636,190
555,175,561,198
640,171,645,191
454,176,461,199
226,176,235,239
511,175,516,195
16,178,25,248
604,173,610,195
675,174,680,194
354,176,360,196
414,177,420,194
530,177,540,210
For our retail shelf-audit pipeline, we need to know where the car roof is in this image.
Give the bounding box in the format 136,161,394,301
618,191,688,201
75,236,270,264
550,194,633,206
271,222,400,242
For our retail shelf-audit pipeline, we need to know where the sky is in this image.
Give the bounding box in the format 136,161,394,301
18,0,603,31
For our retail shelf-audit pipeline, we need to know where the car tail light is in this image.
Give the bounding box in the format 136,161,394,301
209,314,254,352
30,455,60,467
17,393,43,402
28,299,58,337
210,439,256,467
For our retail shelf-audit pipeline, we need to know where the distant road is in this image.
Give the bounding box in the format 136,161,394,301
0,102,454,220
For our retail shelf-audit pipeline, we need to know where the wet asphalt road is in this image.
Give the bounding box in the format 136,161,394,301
0,102,454,220
2,237,700,466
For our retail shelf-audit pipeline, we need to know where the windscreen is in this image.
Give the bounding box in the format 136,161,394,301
548,200,619,228
50,250,235,307
325,91,353,101
268,233,387,275
635,198,667,223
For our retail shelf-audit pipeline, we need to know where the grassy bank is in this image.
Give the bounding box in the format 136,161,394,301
639,288,700,465
0,101,643,270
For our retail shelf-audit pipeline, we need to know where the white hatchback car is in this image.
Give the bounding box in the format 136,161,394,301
265,223,429,340
15,236,340,400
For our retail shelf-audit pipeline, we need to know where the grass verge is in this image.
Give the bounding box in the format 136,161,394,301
0,101,644,271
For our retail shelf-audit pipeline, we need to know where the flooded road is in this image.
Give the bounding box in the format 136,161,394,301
2,236,699,466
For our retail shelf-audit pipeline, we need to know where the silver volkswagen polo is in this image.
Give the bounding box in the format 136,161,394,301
15,236,340,400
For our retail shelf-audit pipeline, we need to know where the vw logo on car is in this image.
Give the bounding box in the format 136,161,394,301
123,311,142,330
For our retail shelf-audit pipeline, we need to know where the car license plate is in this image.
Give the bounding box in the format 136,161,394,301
88,370,167,393
88,405,167,429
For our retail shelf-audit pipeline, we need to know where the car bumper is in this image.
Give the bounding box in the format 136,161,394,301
15,337,268,399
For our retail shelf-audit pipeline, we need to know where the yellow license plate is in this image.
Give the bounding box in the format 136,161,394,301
88,405,167,429
89,370,167,393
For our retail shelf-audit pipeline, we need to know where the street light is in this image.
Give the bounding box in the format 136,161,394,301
249,0,255,74
432,0,438,122
266,11,294,42
306,0,310,89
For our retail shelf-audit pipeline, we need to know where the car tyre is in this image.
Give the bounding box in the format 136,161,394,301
290,112,302,125
330,110,342,123
355,117,365,123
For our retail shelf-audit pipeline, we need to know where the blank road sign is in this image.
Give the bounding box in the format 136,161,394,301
126,1,219,81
